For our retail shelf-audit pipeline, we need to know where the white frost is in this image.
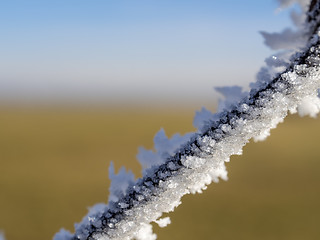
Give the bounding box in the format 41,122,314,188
193,107,216,130
215,86,248,112
154,217,171,228
260,28,307,51
108,162,135,202
53,229,73,240
193,86,248,131
297,95,320,117
262,0,309,51
133,223,157,240
137,129,193,171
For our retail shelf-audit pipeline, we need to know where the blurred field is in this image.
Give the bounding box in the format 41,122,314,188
0,106,320,240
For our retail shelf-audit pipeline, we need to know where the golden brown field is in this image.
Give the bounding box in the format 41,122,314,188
0,106,320,240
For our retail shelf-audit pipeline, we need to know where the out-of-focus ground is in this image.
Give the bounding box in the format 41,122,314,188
0,106,319,240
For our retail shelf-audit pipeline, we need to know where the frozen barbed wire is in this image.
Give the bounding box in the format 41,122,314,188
54,1,320,239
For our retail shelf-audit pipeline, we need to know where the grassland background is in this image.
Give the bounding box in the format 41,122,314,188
0,106,320,240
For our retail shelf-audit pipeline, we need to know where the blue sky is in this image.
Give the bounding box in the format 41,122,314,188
0,0,300,105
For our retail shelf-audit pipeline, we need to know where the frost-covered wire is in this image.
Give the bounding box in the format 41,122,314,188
54,1,320,239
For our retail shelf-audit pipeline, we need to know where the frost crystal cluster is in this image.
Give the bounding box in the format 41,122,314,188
54,1,320,239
